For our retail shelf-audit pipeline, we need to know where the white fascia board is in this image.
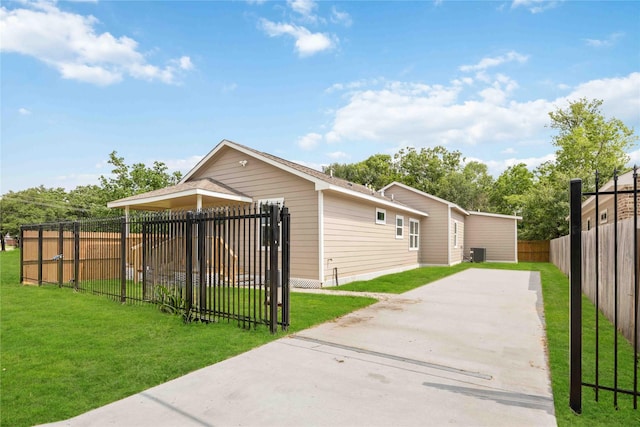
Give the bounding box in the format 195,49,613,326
469,211,523,220
320,183,429,217
107,189,252,208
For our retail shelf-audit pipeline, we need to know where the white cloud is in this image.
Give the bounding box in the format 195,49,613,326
459,51,529,72
482,153,556,176
319,72,639,159
511,0,561,14
297,132,323,150
502,147,517,154
162,155,204,173
0,2,192,85
629,149,640,166
327,151,349,160
585,32,624,48
288,0,317,20
330,6,352,27
18,107,31,115
259,19,335,57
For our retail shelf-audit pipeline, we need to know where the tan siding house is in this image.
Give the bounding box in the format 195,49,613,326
381,182,520,265
109,140,520,287
464,212,518,262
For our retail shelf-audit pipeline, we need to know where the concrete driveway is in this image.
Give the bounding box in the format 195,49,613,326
41,268,556,427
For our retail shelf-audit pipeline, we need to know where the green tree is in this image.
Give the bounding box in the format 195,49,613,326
395,146,463,196
490,163,534,215
550,98,637,192
439,161,494,211
99,151,182,202
325,154,397,190
0,187,71,236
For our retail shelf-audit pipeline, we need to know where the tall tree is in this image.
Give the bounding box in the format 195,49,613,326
99,151,182,202
490,163,534,215
550,98,637,192
0,187,71,236
394,146,463,196
325,153,397,190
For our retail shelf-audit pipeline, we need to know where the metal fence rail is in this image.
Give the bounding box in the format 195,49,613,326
20,203,290,332
570,168,639,412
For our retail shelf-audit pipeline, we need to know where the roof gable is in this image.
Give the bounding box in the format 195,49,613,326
381,181,470,216
181,140,428,217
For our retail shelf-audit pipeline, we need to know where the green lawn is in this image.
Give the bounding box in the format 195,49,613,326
2,250,639,426
0,250,375,427
332,261,640,426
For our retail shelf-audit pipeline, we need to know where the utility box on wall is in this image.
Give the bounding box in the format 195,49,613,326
470,248,486,263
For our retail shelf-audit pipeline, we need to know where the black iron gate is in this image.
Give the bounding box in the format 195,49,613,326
20,203,290,333
569,168,639,412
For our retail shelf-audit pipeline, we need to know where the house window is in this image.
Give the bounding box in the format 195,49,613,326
587,218,591,231
396,215,404,239
409,219,419,250
376,208,386,225
259,198,284,247
453,221,458,248
600,209,608,224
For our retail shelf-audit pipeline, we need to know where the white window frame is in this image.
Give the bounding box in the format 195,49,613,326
409,219,419,251
258,198,284,249
395,215,404,239
453,221,458,248
600,209,608,224
376,208,386,225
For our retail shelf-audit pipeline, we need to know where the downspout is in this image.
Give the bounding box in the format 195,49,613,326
318,190,325,286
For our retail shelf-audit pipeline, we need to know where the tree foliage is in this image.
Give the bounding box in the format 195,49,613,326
0,153,182,237
549,98,636,192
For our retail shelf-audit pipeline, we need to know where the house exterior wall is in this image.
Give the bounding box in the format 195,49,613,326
190,146,320,283
464,213,518,262
383,184,449,265
323,191,420,285
450,211,466,265
582,184,640,231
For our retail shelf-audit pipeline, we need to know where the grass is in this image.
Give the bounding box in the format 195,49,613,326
0,250,375,427
2,250,639,426
332,261,640,426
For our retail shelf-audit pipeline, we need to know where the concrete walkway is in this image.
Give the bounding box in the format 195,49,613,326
41,269,556,427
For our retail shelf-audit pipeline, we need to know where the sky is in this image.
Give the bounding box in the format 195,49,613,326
1,0,639,194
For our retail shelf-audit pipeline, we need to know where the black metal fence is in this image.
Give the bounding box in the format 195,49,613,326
570,168,639,412
20,203,290,333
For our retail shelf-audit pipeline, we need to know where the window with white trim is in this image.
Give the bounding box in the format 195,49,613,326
600,209,608,224
409,219,419,250
396,215,404,239
453,221,458,248
259,198,284,247
376,208,386,225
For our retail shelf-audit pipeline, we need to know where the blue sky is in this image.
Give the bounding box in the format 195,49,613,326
1,0,639,193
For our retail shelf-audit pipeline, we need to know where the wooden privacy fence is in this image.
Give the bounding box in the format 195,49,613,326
518,240,550,262
551,218,640,350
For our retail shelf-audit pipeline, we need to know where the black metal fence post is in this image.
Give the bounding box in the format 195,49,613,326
281,206,290,330
19,226,24,284
185,212,193,314
58,223,64,287
37,225,43,286
120,216,127,303
197,211,207,318
73,221,80,291
570,178,583,414
269,204,279,334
